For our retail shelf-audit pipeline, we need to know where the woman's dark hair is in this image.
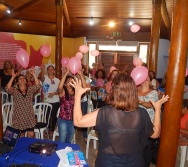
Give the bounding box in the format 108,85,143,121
149,70,156,79
108,69,119,81
3,61,13,69
107,73,139,111
47,65,55,70
16,74,28,83
95,69,106,79
63,75,75,100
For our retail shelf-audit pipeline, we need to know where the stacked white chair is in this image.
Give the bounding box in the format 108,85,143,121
52,107,76,144
2,103,13,131
33,102,52,139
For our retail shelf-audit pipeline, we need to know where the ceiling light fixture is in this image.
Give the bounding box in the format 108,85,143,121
18,19,22,26
0,2,13,14
109,21,115,27
89,18,93,25
6,7,11,14
129,20,133,26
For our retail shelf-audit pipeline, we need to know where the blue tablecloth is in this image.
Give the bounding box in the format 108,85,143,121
0,137,88,167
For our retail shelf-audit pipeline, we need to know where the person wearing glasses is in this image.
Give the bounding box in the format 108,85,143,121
40,65,60,135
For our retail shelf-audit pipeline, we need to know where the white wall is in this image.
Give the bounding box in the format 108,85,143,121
157,39,170,78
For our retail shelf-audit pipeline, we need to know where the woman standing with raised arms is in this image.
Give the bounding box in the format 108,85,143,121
6,67,41,138
70,73,169,167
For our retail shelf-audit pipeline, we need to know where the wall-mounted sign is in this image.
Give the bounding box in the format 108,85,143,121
112,32,121,37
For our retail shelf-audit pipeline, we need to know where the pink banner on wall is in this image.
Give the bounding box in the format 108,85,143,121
0,32,43,69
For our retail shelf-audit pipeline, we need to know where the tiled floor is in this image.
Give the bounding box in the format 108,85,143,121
52,129,188,167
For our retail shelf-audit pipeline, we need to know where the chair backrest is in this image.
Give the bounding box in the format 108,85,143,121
33,102,52,127
34,93,41,104
56,107,60,118
1,92,8,104
2,102,13,125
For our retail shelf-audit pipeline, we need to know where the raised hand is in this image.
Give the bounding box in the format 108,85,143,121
70,77,90,97
11,69,17,78
150,95,169,111
41,64,45,72
29,67,36,76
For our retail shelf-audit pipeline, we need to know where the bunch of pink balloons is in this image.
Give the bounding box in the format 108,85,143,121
79,45,89,54
16,48,29,68
40,44,51,57
68,57,81,75
61,57,69,67
91,50,100,56
130,57,148,86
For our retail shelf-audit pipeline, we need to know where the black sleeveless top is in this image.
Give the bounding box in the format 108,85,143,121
95,106,153,166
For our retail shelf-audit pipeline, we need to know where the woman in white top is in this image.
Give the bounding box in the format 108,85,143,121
138,75,159,167
40,65,60,134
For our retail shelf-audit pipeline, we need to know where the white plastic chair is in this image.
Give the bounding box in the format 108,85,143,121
87,92,93,113
2,103,13,131
52,108,60,141
1,92,13,104
34,93,41,104
33,102,52,139
52,107,76,144
86,130,98,159
180,146,188,167
1,92,8,104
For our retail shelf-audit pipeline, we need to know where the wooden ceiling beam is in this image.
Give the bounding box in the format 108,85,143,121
0,0,43,24
161,0,171,39
63,0,73,35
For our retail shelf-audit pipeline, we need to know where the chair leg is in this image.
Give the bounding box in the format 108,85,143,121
86,134,91,159
180,146,187,167
52,132,56,141
35,132,39,139
93,139,97,149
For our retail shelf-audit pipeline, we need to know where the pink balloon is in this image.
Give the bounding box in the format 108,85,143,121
16,48,29,68
130,24,141,33
79,45,89,53
40,44,51,57
91,50,100,57
130,66,148,86
133,57,143,67
68,57,81,75
96,79,104,87
61,57,69,67
75,52,83,60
